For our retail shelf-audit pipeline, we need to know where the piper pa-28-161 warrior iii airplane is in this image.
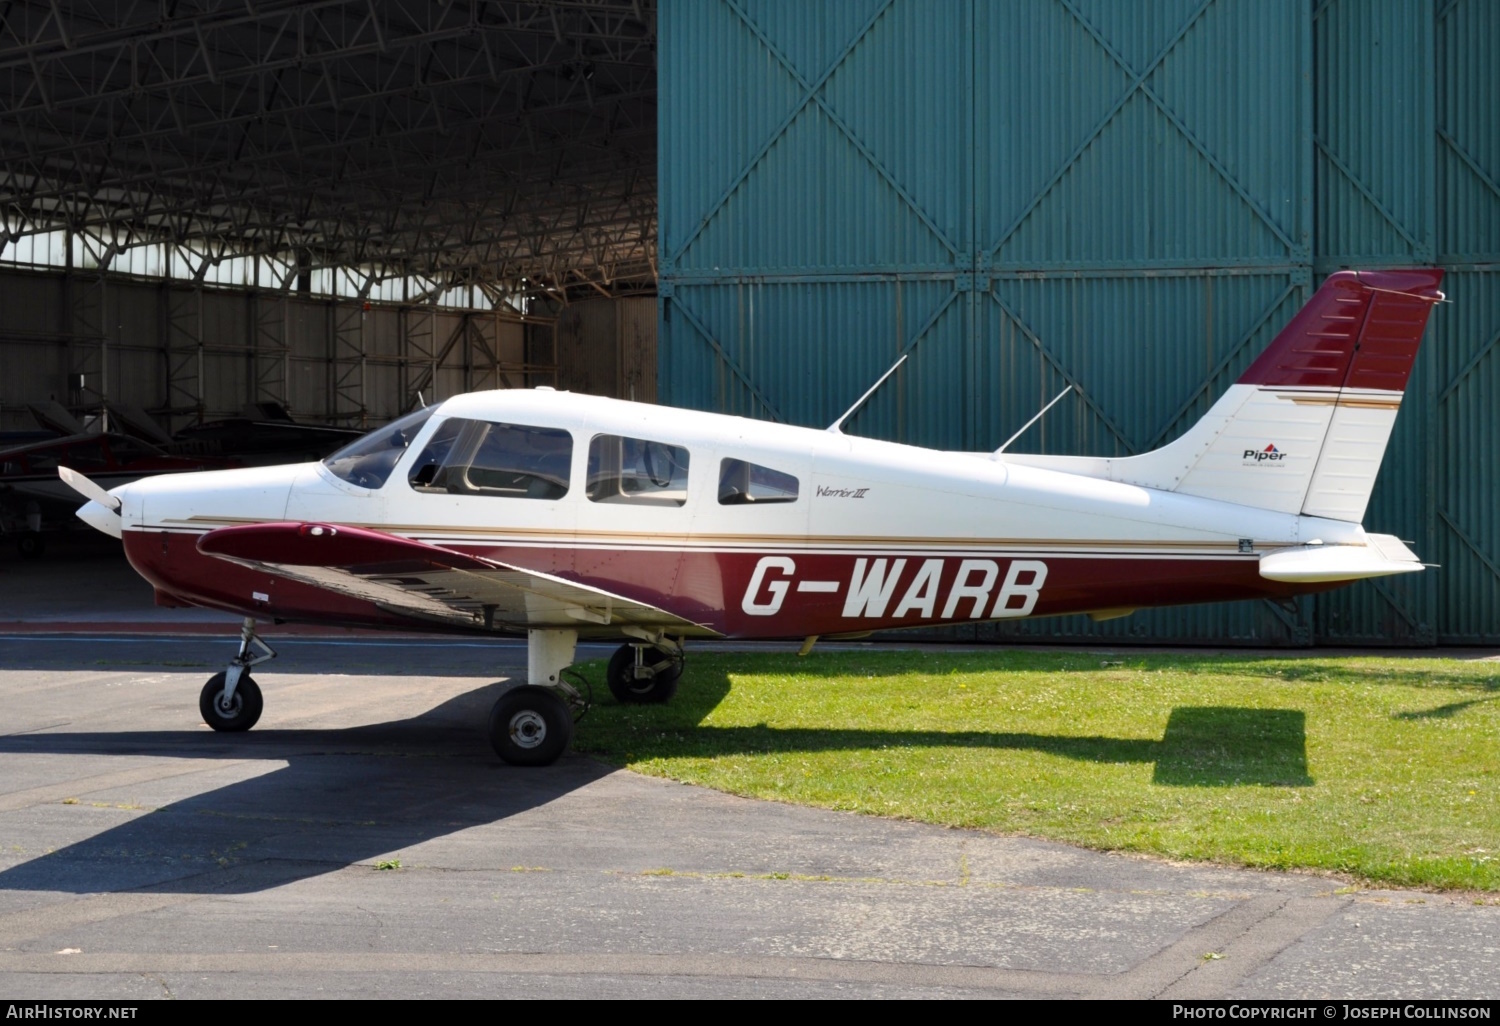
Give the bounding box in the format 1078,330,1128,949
61,269,1445,766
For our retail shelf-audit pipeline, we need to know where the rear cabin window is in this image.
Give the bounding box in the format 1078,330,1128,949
718,458,799,505
408,418,572,499
587,435,690,507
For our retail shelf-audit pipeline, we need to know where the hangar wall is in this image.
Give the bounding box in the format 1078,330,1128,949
0,266,546,436
657,0,1500,646
554,297,660,403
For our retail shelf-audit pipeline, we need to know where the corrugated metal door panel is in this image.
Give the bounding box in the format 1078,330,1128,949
658,0,807,267
1065,0,1208,71
662,279,958,431
1435,270,1500,642
981,273,1306,460
1436,0,1500,260
892,293,970,450
975,0,1127,263
678,103,958,273
895,596,1307,647
1313,0,1436,267
982,599,1306,646
978,0,1308,270
993,97,1291,267
734,0,893,81
659,0,1500,646
816,0,971,258
1433,0,1500,640
668,0,965,274
1137,0,1308,258
1307,0,1439,643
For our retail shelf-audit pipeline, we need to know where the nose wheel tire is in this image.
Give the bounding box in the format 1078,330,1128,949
606,644,682,704
199,672,264,732
488,686,573,766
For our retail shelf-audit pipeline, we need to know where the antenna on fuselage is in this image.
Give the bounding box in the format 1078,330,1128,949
993,384,1072,457
826,354,908,435
416,391,427,408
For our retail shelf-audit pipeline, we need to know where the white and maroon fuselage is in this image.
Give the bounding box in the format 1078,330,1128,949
106,392,1359,639
77,268,1445,643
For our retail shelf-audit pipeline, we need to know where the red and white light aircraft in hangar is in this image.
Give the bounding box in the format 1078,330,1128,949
62,269,1444,766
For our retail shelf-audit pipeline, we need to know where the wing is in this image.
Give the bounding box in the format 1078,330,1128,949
196,521,715,636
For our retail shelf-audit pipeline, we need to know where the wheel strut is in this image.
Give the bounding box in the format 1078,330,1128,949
221,617,277,706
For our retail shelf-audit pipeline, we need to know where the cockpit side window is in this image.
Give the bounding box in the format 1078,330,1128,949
587,435,690,507
323,406,436,490
718,458,799,505
408,418,572,499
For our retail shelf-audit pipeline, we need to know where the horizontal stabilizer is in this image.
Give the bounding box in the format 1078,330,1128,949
1258,534,1423,583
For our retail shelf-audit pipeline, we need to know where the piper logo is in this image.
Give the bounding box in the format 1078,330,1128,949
1243,443,1286,463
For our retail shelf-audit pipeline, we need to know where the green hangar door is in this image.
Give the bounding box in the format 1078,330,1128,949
656,0,1500,647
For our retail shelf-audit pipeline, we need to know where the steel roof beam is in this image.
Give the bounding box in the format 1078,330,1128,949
0,0,658,299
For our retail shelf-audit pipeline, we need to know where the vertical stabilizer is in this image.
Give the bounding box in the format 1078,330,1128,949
1218,269,1444,521
996,270,1445,523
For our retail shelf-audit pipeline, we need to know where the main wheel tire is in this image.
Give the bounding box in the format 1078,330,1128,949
198,672,264,732
488,686,573,766
16,534,44,559
606,644,682,704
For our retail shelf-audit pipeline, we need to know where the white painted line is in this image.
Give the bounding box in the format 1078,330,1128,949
795,581,840,593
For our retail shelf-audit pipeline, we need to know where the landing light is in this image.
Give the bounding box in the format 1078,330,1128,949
299,524,338,538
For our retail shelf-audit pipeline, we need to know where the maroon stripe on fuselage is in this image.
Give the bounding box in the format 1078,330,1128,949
125,530,1340,640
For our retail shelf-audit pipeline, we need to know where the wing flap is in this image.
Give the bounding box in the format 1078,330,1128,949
197,521,712,634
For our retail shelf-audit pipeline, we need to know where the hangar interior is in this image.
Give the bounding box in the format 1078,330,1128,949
0,0,658,432
1,0,1497,646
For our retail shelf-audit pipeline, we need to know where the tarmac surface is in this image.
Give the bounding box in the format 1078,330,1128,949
0,535,1497,999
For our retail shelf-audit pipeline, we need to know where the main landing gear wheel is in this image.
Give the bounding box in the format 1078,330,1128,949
606,643,683,704
199,671,264,732
16,534,44,559
488,686,574,766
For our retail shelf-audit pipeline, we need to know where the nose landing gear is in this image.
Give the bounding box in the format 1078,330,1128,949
199,618,276,732
189,621,683,767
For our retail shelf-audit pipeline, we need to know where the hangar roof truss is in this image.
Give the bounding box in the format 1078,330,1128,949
0,0,658,302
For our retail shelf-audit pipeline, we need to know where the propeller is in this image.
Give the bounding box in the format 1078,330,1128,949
58,466,121,512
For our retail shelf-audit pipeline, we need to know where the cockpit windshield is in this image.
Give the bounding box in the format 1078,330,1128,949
322,406,436,489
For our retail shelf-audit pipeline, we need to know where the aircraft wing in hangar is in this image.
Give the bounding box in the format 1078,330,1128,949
196,521,714,637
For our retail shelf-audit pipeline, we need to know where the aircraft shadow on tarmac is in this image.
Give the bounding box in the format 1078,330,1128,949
0,674,1309,896
0,683,615,896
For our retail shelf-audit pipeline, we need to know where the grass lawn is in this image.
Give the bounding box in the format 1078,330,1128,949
572,649,1500,891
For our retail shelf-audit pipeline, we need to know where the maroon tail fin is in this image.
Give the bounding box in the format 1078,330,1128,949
1237,269,1445,392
